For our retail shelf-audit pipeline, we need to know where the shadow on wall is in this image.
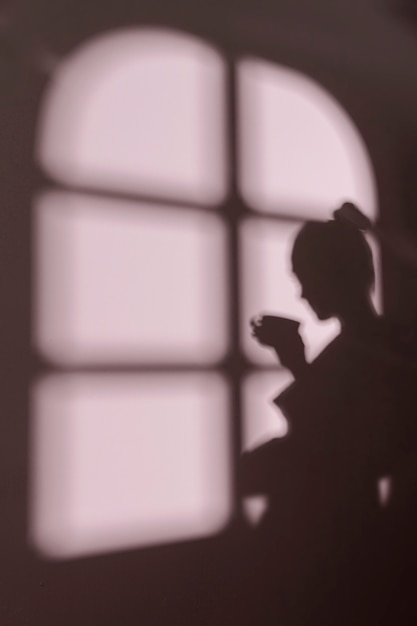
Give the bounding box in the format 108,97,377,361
30,27,381,570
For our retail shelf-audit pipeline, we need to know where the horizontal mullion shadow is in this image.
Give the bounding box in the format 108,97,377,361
37,176,312,224
240,202,321,224
32,356,287,376
38,179,226,215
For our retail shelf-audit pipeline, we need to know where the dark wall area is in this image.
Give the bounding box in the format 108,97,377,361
2,1,417,624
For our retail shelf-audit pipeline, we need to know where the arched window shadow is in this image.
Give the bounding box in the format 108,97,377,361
29,28,381,569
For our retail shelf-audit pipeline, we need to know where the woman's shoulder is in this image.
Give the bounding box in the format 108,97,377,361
365,317,417,364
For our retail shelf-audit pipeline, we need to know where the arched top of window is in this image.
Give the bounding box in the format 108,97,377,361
239,58,377,220
37,29,227,205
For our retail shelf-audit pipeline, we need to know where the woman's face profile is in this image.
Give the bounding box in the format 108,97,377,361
292,264,337,321
291,218,374,324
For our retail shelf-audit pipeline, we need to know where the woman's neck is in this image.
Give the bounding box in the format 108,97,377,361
339,298,379,337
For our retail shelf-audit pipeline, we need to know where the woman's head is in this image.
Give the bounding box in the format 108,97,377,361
291,218,375,321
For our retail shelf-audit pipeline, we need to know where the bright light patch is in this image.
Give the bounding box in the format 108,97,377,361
30,373,231,558
34,192,228,365
378,476,392,508
239,59,377,220
242,371,292,451
37,29,227,204
243,495,269,527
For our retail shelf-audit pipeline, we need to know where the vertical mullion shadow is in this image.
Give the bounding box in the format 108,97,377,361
224,56,245,523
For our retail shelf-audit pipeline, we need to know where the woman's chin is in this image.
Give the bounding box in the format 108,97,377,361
313,308,332,321
304,298,333,321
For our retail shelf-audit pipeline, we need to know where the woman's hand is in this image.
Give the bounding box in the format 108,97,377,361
251,315,281,347
250,315,307,377
250,315,300,348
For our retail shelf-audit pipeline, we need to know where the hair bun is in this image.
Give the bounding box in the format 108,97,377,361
333,202,372,232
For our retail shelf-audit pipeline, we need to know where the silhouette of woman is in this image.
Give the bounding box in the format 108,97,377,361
242,208,417,625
